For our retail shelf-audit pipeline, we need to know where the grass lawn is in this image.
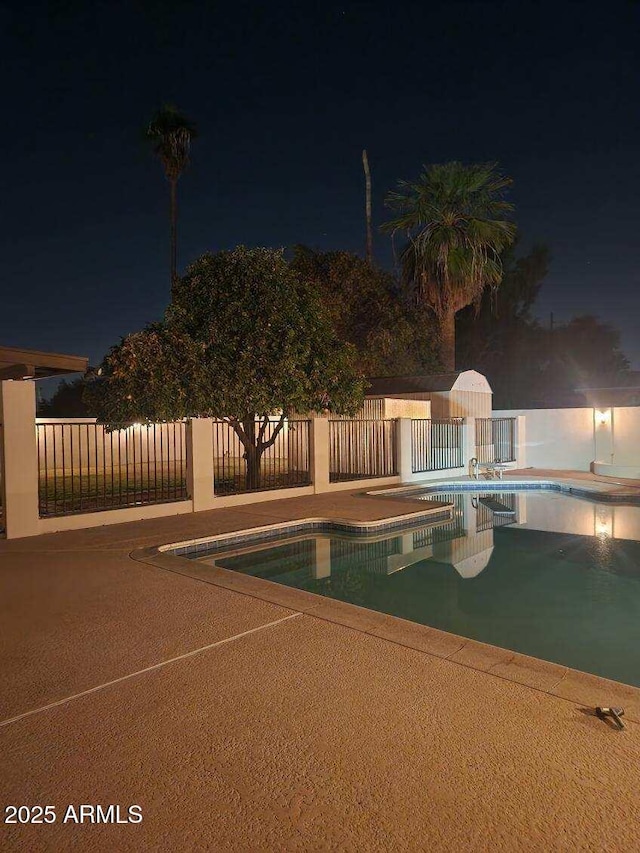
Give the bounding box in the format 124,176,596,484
37,459,311,515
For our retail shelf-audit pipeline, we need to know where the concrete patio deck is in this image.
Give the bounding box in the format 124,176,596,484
2,473,640,851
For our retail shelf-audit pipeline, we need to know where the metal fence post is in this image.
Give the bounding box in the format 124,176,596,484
0,380,40,538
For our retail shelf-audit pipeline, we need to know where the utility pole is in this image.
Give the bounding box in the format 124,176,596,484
362,149,373,265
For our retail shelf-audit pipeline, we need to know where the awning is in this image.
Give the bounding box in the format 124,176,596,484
0,345,88,380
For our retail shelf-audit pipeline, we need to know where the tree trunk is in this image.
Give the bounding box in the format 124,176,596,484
439,309,456,372
241,418,262,490
245,446,262,491
362,149,373,266
169,178,178,293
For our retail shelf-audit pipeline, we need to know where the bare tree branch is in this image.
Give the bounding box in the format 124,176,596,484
259,412,287,452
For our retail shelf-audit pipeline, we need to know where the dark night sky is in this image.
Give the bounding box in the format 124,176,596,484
2,0,640,376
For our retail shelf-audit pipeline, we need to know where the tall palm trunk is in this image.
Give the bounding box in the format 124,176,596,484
439,309,456,372
147,105,197,296
169,178,178,290
362,149,373,265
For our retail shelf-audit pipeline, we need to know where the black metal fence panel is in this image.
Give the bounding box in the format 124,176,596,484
411,419,464,472
475,418,516,463
328,537,403,576
213,419,311,494
413,492,466,545
411,420,430,473
329,419,398,482
329,399,385,420
37,421,187,517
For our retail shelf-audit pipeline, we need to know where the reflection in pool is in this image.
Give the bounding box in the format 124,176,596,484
188,490,640,687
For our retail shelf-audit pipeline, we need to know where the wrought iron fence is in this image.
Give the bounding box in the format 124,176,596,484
218,539,315,580
475,418,516,463
329,536,403,576
411,419,464,473
413,492,466,546
329,399,385,420
213,419,311,494
37,421,187,517
329,419,398,482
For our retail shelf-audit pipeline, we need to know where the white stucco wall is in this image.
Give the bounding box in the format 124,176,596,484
611,407,640,466
494,405,640,472
493,408,595,470
510,491,596,536
509,492,640,542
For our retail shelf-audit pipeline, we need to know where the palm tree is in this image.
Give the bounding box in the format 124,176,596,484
146,105,197,290
362,149,373,265
383,161,516,371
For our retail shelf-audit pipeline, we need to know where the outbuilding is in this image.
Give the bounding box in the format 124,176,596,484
365,370,493,419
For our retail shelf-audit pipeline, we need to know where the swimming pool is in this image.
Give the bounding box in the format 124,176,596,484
178,486,640,686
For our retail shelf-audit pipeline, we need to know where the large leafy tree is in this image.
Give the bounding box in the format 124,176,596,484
518,315,630,408
547,315,630,396
38,378,96,417
456,241,551,406
146,104,197,289
456,241,632,407
290,247,439,377
87,247,365,489
84,324,209,424
383,161,517,371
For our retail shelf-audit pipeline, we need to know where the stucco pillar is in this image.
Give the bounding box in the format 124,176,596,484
186,417,215,511
397,418,413,482
312,538,332,578
0,380,40,538
399,532,415,554
311,417,330,493
463,417,476,472
515,415,527,468
516,493,527,525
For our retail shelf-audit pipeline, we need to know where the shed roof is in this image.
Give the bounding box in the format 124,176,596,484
0,345,88,380
366,370,491,395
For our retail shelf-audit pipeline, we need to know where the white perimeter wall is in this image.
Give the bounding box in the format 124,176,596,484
493,408,595,469
611,408,640,466
511,493,640,541
494,406,640,471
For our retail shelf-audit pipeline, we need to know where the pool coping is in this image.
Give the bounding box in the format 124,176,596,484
146,475,640,560
366,476,640,503
153,502,454,557
132,485,640,722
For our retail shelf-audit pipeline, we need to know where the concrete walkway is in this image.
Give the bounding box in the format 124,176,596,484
2,477,640,851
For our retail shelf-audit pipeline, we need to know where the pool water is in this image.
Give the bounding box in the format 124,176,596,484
188,489,640,687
